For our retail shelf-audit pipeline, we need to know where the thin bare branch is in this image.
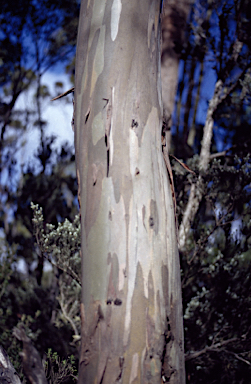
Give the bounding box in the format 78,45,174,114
51,87,74,101
185,337,238,361
225,350,251,366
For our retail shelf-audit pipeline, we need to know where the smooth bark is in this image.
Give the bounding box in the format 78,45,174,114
75,1,185,383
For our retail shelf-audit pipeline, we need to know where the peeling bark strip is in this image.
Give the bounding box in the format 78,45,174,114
75,1,185,383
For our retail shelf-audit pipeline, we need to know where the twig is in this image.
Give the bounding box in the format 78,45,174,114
51,87,74,101
170,154,196,174
58,285,80,338
225,350,251,366
209,148,232,159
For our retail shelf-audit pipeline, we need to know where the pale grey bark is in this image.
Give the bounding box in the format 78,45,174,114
75,0,185,383
0,345,22,384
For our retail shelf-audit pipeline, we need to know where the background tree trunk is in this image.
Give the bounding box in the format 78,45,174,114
161,0,190,150
74,1,185,383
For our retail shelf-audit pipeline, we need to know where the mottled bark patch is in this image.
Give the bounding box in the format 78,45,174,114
149,199,159,234
84,143,106,238
107,252,119,301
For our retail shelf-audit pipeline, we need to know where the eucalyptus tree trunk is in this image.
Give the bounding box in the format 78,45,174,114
74,1,185,383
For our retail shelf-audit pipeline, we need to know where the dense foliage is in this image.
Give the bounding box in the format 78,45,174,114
0,0,80,382
172,0,251,382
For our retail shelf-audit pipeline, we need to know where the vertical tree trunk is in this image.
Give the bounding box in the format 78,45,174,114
161,0,190,149
74,1,185,383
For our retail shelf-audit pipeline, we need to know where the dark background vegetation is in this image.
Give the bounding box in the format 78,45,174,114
0,0,251,383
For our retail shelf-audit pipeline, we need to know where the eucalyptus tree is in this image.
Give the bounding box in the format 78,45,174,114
74,0,189,383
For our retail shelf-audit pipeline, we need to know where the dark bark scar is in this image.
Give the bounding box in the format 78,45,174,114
104,94,112,177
